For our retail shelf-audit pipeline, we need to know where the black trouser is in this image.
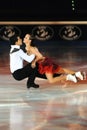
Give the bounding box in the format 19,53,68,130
12,63,37,85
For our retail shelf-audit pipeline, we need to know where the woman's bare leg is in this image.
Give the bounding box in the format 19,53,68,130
45,73,66,83
62,68,75,74
60,68,84,80
56,67,75,75
45,72,77,83
45,67,83,83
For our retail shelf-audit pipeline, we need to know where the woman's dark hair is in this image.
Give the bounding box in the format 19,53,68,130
10,35,19,45
30,35,36,47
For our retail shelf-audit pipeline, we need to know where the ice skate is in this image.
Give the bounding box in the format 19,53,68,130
66,74,77,83
75,71,84,80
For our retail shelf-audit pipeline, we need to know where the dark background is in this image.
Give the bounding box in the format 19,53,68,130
0,0,87,74
0,0,87,21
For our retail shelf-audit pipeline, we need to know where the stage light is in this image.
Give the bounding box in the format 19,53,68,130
72,0,75,11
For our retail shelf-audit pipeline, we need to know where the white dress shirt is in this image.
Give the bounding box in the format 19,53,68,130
10,45,35,73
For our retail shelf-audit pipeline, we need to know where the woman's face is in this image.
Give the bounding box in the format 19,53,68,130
23,34,31,45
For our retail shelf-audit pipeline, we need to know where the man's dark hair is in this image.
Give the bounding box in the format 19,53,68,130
10,35,19,45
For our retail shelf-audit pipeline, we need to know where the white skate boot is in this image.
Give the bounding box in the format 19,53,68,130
66,74,77,83
75,71,83,80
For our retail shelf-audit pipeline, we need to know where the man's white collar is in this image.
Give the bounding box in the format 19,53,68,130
10,45,20,53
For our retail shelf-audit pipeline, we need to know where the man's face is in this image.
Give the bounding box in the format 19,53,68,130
16,37,22,45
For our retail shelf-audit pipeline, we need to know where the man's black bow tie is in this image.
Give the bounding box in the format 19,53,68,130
10,48,20,53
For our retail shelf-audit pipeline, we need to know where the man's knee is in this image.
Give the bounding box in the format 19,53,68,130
12,75,22,81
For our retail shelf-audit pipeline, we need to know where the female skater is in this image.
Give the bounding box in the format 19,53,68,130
23,34,83,84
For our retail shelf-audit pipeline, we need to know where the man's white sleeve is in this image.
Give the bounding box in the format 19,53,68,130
19,49,35,63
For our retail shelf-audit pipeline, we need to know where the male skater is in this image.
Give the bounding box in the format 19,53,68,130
9,35,40,88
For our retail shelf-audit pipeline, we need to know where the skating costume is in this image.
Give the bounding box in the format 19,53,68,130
37,57,62,74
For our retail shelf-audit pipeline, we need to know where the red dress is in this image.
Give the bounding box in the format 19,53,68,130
37,57,62,74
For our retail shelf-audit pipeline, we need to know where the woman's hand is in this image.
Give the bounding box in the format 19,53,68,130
31,62,36,68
